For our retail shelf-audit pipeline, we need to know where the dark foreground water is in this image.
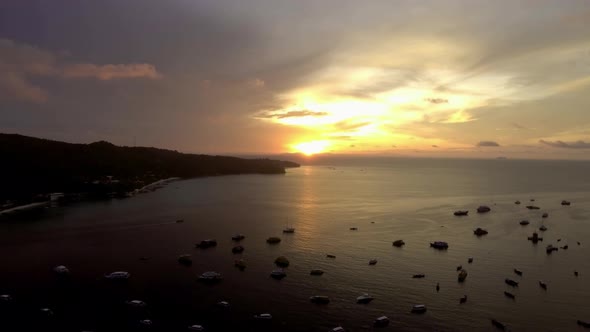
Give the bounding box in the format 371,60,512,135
1,158,590,332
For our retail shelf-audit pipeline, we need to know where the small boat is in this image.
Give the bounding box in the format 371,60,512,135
546,244,558,254
526,205,540,210
458,269,468,282
454,210,468,216
504,291,515,299
561,245,569,250
231,234,245,241
53,265,70,275
198,271,223,282
310,269,324,276
436,282,440,292
468,257,474,263
430,241,449,249
412,274,425,278
178,254,192,265
105,271,130,280
374,316,390,326
578,320,590,328
392,240,405,247
326,254,336,258
232,245,245,254
530,198,535,201
527,232,543,243
176,219,184,223
557,238,561,242
369,259,378,265
459,295,467,304
578,241,581,245
491,319,506,330
411,304,427,313
474,228,488,236
514,269,523,276
575,271,579,276
561,200,571,206
254,313,272,320
126,300,147,308
330,327,345,332
40,308,54,316
519,220,530,225
539,281,547,290
266,237,281,244
356,293,374,304
456,265,462,271
270,269,287,280
0,294,12,302
217,301,230,308
139,319,152,327
234,259,246,270
196,239,217,248
349,227,358,231
188,325,205,331
477,206,491,213
310,295,330,304
539,225,548,232
505,278,519,287
275,256,290,267
283,227,295,234
515,200,521,205
542,212,548,218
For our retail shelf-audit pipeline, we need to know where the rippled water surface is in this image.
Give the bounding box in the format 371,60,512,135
1,158,590,331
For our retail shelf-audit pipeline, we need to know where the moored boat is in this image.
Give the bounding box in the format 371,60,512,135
411,304,427,313
392,240,405,247
310,295,330,304
458,269,468,282
198,271,223,282
430,241,449,249
356,293,374,304
374,315,390,326
454,210,468,216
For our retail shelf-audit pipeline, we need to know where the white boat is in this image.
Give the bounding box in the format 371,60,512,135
40,308,54,316
0,294,12,302
53,265,70,275
126,300,147,308
139,319,152,326
199,271,223,281
369,259,377,265
283,227,295,233
331,327,345,332
270,269,287,279
254,313,272,320
356,293,374,304
217,301,230,308
188,325,205,331
412,304,427,313
374,316,389,326
105,271,130,280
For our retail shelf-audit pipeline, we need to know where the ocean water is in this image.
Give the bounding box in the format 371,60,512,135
1,158,589,331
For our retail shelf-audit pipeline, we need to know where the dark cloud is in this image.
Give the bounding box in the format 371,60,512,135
432,145,439,148
476,141,500,147
425,98,448,104
257,110,328,119
539,139,590,149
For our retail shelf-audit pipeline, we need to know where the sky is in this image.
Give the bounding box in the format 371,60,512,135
1,0,590,159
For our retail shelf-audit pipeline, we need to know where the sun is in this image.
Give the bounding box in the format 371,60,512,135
292,140,329,156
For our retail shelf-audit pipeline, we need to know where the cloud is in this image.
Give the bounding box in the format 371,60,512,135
432,145,439,148
476,141,500,147
257,110,329,119
539,139,590,149
425,98,448,104
0,38,161,103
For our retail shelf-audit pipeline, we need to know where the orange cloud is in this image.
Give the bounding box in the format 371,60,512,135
62,63,162,80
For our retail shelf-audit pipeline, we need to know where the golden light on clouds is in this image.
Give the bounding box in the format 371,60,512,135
292,140,330,155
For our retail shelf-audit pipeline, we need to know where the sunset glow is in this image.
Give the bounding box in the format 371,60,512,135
292,140,330,156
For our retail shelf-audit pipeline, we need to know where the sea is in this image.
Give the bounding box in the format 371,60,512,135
1,158,589,332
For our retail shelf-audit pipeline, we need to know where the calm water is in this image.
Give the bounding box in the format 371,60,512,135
1,158,590,331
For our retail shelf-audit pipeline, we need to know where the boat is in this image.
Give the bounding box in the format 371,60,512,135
349,227,358,231
539,225,548,231
126,300,147,308
527,232,543,243
139,319,152,327
266,237,281,244
526,205,540,210
198,271,223,282
274,256,290,267
283,227,295,234
374,316,390,326
53,265,70,275
539,280,547,290
310,269,324,276
430,241,449,249
505,278,519,287
392,240,405,247
217,301,230,308
578,320,590,328
369,259,377,265
514,269,523,276
105,271,130,280
196,239,217,248
519,220,530,225
575,271,579,276
458,269,468,282
459,295,467,304
231,234,245,241
542,212,548,218
234,259,246,270
468,257,474,263
504,291,515,299
477,205,491,213
515,200,521,205
546,244,558,254
270,269,287,280
356,293,374,304
491,319,506,330
178,254,192,265
330,327,345,332
474,228,488,236
561,200,571,206
310,295,330,304
411,304,427,313
232,245,245,254
326,254,336,258
561,245,569,250
454,210,468,216
412,274,425,278
0,294,12,302
188,325,205,331
436,282,440,292
40,308,54,316
456,265,463,271
176,219,184,223
254,313,272,320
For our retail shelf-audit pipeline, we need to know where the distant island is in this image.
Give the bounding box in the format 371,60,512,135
0,133,299,210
